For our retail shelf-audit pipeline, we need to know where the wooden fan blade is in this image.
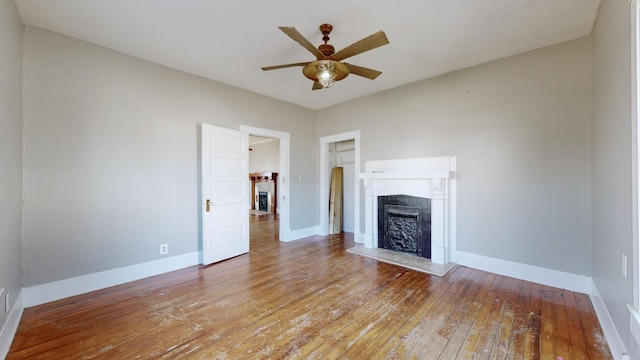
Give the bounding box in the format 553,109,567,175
344,63,382,80
262,62,310,71
279,27,324,59
312,81,323,90
331,30,389,61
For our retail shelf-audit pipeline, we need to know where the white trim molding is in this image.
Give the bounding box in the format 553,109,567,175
590,283,628,360
22,252,200,308
0,290,23,359
284,226,319,242
628,303,640,360
455,251,592,294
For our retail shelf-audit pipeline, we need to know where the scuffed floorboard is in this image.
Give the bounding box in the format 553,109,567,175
7,215,613,359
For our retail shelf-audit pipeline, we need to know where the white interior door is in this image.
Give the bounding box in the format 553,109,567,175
202,123,249,265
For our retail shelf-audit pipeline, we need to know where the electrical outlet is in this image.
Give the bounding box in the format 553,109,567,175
622,253,629,279
160,243,168,255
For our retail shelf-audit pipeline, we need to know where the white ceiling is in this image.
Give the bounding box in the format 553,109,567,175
15,0,601,110
249,136,276,146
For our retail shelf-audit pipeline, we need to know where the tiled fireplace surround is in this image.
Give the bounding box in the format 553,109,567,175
359,157,456,265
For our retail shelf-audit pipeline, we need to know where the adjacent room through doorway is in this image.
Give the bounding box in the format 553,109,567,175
319,131,360,238
328,139,355,234
248,135,280,217
240,125,291,242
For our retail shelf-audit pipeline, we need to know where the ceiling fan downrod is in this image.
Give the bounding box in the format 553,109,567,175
318,23,335,57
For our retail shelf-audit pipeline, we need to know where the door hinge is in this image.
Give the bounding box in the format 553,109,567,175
206,199,211,212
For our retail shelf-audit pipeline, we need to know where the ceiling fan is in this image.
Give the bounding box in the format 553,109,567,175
261,24,389,90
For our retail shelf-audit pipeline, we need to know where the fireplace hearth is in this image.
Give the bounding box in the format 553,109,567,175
378,194,431,258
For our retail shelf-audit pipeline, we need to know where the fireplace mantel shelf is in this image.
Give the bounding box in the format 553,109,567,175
358,170,450,180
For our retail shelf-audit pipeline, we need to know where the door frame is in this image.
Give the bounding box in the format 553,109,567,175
319,130,361,240
240,125,291,241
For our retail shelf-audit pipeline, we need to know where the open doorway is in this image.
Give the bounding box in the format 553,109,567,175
327,140,355,233
320,131,360,240
240,125,291,241
248,135,279,216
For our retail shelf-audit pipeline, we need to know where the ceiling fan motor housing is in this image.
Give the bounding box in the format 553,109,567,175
318,44,335,57
319,23,335,57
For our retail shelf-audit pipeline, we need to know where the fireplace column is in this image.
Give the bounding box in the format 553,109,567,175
363,178,375,250
429,178,446,264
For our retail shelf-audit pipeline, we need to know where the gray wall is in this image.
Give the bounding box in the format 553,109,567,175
249,140,279,173
317,37,593,275
591,0,637,357
0,0,24,328
22,28,317,286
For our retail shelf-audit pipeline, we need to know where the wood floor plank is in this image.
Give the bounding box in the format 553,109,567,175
457,273,505,358
433,272,487,359
7,215,613,359
221,260,391,358
540,288,556,360
376,266,472,359
524,283,543,360
489,277,522,359
563,289,590,359
394,268,484,359
575,292,612,359
510,279,532,360
552,289,573,359
303,266,428,357
472,275,511,359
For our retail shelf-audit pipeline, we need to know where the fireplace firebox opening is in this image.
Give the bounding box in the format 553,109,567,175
378,194,431,258
258,191,269,212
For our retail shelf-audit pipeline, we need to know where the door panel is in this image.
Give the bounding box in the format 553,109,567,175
210,203,244,229
211,181,244,201
208,225,245,261
202,124,249,265
210,157,244,177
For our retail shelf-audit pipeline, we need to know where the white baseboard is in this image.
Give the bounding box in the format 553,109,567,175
0,289,23,359
282,226,318,242
590,282,628,360
455,251,592,293
629,303,640,356
23,251,200,308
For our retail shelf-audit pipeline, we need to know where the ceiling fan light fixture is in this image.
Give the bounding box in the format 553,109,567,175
303,60,350,89
316,61,337,88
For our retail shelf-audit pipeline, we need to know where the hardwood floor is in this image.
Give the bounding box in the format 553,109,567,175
8,214,612,359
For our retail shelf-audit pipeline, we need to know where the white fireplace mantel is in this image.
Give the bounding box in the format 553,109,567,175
359,157,456,265
358,169,450,180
